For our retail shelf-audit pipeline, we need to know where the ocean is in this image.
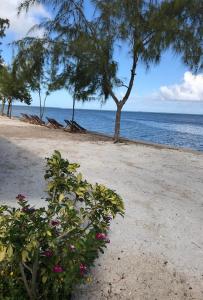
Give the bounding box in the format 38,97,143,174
9,105,203,151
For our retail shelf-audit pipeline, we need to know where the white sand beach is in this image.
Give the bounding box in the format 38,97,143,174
0,116,203,299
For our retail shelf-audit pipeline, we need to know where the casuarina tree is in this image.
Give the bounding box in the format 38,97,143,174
14,38,54,119
0,63,31,117
0,18,9,66
19,0,203,141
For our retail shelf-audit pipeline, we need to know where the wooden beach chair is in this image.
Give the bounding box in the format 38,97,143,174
20,113,32,123
31,115,46,126
28,115,40,125
20,114,38,125
72,120,86,132
46,117,64,129
64,119,72,130
64,119,86,133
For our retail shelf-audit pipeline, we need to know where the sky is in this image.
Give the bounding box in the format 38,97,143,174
1,0,203,114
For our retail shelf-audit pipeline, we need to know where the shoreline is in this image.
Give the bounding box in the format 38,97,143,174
10,115,203,155
0,116,203,299
87,129,203,155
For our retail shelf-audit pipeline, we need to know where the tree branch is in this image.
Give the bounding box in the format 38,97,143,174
19,262,33,300
23,262,33,274
142,31,155,47
31,251,39,298
121,51,138,106
108,87,119,105
120,83,129,89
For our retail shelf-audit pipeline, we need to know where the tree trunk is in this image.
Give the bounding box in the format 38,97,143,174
114,104,122,142
71,97,76,132
38,89,42,120
41,94,48,119
7,99,11,117
1,98,5,116
9,101,13,118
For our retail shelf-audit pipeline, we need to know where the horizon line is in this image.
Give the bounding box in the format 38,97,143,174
12,104,203,116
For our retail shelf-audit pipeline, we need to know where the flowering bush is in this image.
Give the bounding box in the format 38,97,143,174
0,151,124,299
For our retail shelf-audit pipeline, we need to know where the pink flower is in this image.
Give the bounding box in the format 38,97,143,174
104,215,112,222
22,206,35,214
43,250,53,257
51,220,60,226
95,233,110,243
22,207,28,213
95,233,107,240
16,194,26,201
53,265,64,273
80,264,87,275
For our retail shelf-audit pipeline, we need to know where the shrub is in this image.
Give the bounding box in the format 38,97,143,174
0,151,124,299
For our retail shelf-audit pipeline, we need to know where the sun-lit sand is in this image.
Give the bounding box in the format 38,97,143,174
0,116,203,299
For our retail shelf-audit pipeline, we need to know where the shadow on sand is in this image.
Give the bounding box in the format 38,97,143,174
0,137,46,206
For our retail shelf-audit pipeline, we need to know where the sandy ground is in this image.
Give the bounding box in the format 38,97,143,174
0,116,203,300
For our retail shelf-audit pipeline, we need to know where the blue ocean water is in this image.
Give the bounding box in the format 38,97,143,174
10,105,203,151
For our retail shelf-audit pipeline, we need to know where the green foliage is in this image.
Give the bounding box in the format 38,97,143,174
0,64,31,105
18,0,203,140
14,39,48,92
0,19,9,39
14,38,53,118
0,151,124,299
0,18,9,65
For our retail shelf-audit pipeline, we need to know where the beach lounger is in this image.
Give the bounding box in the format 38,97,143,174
64,119,86,133
46,117,64,129
72,120,86,132
64,119,72,129
20,113,33,123
27,115,41,125
31,115,45,126
20,114,39,125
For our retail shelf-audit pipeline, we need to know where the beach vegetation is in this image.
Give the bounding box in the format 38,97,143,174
0,18,9,113
18,0,203,141
14,39,56,120
0,18,9,66
0,151,124,299
0,63,31,117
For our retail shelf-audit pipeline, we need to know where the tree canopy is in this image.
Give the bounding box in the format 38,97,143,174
0,64,31,117
0,18,9,65
14,38,54,119
19,0,203,140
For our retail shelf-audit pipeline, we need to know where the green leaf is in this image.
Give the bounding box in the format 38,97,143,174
77,173,82,182
0,246,6,262
59,193,65,202
21,250,29,262
7,245,13,258
42,275,48,284
46,230,52,237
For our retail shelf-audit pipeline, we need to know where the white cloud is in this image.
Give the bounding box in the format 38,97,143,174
158,72,203,101
0,0,49,38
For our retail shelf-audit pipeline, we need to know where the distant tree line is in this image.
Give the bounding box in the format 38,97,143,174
0,18,9,66
0,19,31,117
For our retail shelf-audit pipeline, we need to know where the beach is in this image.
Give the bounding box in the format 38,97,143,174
0,116,203,299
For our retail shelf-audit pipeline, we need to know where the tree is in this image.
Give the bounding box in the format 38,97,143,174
0,64,31,117
19,0,203,141
14,38,53,119
0,18,9,111
0,18,9,65
0,18,9,38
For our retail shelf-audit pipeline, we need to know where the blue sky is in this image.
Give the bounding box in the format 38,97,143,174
1,0,203,114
